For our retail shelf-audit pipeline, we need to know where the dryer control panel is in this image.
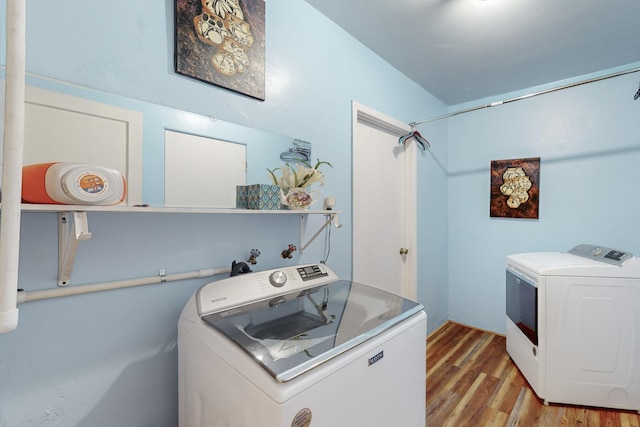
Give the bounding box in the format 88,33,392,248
568,244,633,267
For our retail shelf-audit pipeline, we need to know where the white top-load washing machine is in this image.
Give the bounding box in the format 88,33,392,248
506,244,640,412
178,264,427,427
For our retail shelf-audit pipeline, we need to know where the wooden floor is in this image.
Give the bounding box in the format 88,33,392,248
425,322,640,426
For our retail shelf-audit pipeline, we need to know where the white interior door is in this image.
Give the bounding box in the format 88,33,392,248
352,102,417,300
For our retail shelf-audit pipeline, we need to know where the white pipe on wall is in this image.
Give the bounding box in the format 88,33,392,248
17,266,233,303
0,0,26,334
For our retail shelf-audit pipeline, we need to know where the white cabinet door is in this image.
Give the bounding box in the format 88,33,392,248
164,130,246,208
22,86,143,205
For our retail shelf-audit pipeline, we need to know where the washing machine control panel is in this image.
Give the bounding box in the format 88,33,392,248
568,244,633,266
196,264,339,316
297,264,329,281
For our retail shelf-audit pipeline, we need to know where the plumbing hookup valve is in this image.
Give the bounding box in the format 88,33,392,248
247,249,261,265
282,244,297,259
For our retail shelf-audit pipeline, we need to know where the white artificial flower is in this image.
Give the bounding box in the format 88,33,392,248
268,159,332,189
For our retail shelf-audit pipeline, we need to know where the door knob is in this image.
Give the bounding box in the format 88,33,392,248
399,248,409,255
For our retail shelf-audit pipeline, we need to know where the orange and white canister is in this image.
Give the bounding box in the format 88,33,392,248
22,162,127,205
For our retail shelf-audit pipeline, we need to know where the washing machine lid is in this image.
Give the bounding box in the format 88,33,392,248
201,280,423,383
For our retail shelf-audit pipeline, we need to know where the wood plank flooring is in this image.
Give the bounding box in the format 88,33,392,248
425,322,640,426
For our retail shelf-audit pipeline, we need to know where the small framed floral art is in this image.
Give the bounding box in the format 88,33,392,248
490,157,540,219
175,0,265,100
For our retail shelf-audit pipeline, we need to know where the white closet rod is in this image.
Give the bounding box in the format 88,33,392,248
17,266,232,303
412,67,640,126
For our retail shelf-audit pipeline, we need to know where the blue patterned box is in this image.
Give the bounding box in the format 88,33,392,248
236,185,249,208
246,184,282,210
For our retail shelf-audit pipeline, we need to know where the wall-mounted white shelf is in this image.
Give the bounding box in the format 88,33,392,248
15,204,341,285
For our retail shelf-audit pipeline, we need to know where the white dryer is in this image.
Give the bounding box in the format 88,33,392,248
178,264,427,426
506,244,640,412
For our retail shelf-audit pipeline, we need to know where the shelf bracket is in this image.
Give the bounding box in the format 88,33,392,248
299,213,340,254
58,211,92,286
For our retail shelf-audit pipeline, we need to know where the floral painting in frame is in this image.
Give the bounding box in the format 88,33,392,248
490,157,540,219
175,0,265,100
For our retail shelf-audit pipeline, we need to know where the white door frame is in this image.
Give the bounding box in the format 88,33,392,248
351,101,418,300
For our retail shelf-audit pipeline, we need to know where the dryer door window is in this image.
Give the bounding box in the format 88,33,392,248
506,269,538,345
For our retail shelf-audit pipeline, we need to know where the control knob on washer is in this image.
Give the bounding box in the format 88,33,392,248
269,271,287,287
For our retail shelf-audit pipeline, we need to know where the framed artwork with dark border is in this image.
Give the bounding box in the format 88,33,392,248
490,157,540,219
175,0,265,100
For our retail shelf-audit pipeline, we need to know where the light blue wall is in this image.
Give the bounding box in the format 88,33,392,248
438,66,640,333
7,0,636,424
417,119,449,328
0,0,447,425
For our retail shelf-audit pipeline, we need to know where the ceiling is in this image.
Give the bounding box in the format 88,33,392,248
303,0,640,105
